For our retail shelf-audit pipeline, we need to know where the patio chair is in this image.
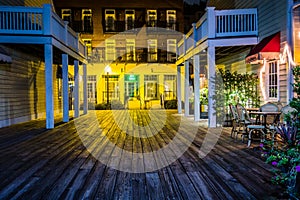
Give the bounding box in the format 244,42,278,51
236,103,259,143
229,104,240,138
258,102,280,143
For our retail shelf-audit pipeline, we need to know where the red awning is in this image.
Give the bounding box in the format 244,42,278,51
246,32,280,64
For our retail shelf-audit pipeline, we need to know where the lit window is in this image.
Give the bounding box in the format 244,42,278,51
148,39,157,62
144,75,158,99
82,39,92,57
82,9,93,33
125,10,135,30
126,39,135,61
87,75,97,103
61,9,71,22
105,39,116,61
105,9,116,31
267,61,279,100
167,39,177,62
164,75,176,100
147,10,157,27
166,10,176,30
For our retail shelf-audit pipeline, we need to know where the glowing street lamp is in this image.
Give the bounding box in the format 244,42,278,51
105,65,112,109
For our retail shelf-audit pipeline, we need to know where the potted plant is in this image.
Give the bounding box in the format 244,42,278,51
199,87,208,118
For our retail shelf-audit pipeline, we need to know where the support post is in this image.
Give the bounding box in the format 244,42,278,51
74,60,79,118
45,44,54,129
62,54,69,122
83,63,88,114
206,7,216,39
184,60,190,116
207,46,216,127
177,65,182,114
194,54,200,121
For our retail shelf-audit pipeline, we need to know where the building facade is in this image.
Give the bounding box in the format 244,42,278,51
53,0,184,109
176,0,300,127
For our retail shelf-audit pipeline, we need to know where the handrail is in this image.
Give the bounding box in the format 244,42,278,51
0,4,86,57
177,7,258,58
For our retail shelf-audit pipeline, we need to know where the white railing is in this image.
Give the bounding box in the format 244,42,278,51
177,7,258,58
0,6,43,34
215,9,257,37
0,4,86,57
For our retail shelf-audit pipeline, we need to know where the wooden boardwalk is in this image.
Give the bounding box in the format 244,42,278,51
0,110,281,199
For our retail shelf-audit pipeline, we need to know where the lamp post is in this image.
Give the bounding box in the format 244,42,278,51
106,71,109,108
105,65,112,109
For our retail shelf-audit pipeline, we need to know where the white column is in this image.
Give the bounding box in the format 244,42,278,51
193,54,200,121
45,44,54,129
74,60,79,118
83,63,88,114
62,54,69,122
184,60,190,116
177,65,182,114
207,46,216,127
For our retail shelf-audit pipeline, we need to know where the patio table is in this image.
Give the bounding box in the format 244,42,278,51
247,111,281,146
249,111,281,128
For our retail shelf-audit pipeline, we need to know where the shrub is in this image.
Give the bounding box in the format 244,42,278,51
165,100,177,109
95,103,108,110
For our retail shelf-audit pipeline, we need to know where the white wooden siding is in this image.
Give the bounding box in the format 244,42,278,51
0,46,62,128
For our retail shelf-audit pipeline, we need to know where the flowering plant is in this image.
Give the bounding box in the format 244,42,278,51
263,140,300,198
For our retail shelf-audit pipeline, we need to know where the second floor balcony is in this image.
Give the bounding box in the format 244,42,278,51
0,4,86,57
177,7,258,58
104,20,178,33
88,48,176,64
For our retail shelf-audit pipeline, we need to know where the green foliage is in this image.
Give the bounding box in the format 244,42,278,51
219,69,260,108
95,103,109,110
263,65,300,198
200,88,208,105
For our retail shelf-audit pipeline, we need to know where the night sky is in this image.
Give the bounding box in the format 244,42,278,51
184,0,206,5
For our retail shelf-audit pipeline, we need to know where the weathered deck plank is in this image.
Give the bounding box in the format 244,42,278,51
0,110,281,199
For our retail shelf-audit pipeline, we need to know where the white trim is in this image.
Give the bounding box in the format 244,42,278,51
266,60,280,101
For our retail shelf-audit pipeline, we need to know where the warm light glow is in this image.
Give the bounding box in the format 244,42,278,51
260,44,296,101
260,58,267,101
279,44,296,66
105,65,112,74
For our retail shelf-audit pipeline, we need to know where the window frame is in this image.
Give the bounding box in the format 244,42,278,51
147,39,157,62
126,39,136,61
166,10,176,30
105,39,116,61
125,10,135,30
61,9,72,22
266,60,279,101
147,10,157,27
105,9,116,31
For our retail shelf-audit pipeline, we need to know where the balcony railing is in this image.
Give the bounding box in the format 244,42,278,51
0,4,86,56
177,7,258,57
88,47,176,64
103,20,178,33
